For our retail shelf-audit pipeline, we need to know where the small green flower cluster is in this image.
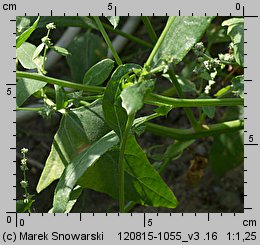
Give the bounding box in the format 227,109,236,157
20,148,34,210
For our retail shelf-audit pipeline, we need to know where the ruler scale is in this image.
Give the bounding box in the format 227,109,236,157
1,0,259,244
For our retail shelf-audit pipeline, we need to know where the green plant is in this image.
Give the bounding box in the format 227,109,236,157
16,16,244,213
16,148,35,213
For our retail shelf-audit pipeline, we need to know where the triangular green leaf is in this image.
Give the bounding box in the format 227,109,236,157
78,136,178,209
37,100,110,193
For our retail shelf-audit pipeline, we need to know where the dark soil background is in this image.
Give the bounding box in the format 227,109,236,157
16,17,244,213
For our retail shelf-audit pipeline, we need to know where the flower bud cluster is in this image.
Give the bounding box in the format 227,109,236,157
39,104,55,120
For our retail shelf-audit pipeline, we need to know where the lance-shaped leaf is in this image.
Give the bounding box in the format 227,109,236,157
121,79,155,115
78,136,178,209
50,46,70,56
102,64,141,138
152,16,214,67
83,58,114,86
37,100,110,193
52,131,119,213
49,186,83,213
16,16,40,48
54,85,68,110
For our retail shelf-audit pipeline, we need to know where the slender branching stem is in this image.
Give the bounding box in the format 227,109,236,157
168,68,201,130
94,16,122,66
145,119,244,140
17,71,243,107
145,93,244,107
141,17,158,44
16,71,105,93
103,22,153,48
145,16,176,67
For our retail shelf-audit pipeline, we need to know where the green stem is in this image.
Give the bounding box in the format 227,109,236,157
16,107,42,111
94,16,122,66
145,93,244,107
42,29,51,72
145,119,244,140
103,22,153,48
168,68,200,130
79,101,91,106
118,113,135,213
16,71,105,93
17,71,243,108
145,16,176,67
141,17,158,44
